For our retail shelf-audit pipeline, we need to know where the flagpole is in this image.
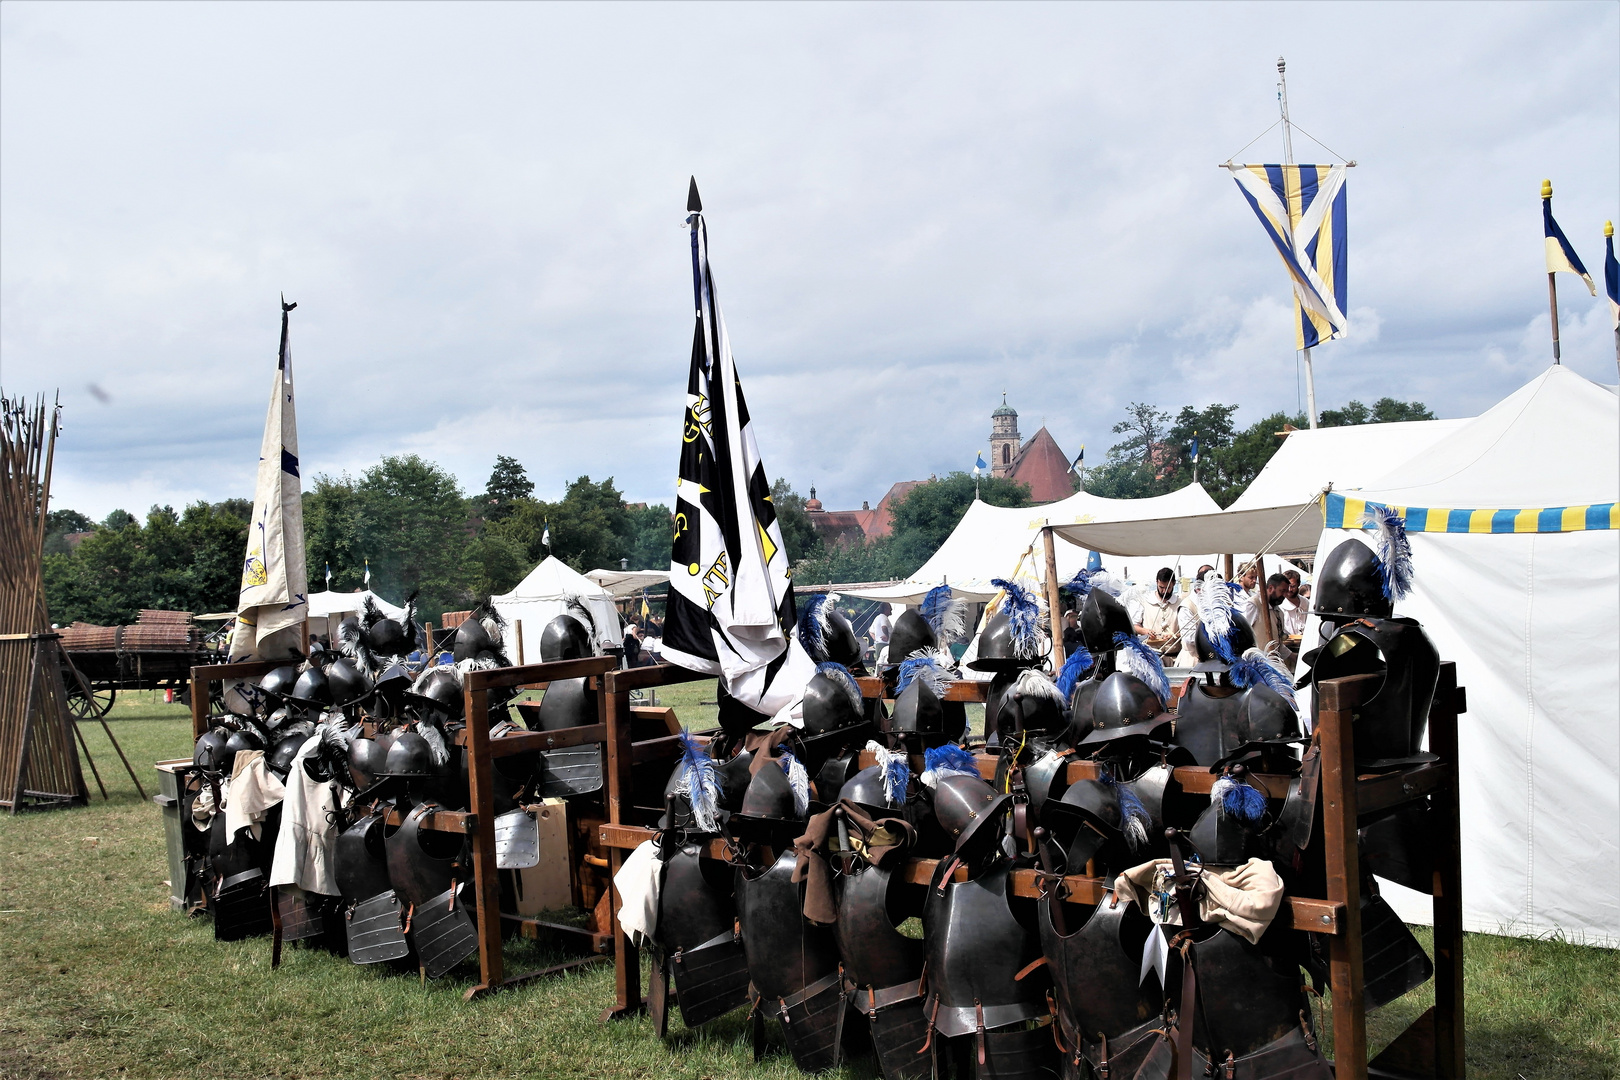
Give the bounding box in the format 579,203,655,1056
1542,181,1562,364
1608,221,1620,377
1277,57,1321,429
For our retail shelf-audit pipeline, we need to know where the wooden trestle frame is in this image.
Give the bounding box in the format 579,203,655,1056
593,662,1468,1080
188,654,695,1000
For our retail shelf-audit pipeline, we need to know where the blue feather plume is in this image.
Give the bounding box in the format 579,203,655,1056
1112,632,1170,705
1101,771,1153,851
677,729,720,833
1062,569,1095,599
815,661,862,711
1053,644,1095,701
1213,776,1267,824
1229,648,1298,708
797,594,829,660
1366,504,1414,602
882,752,911,805
895,653,951,697
992,578,1043,659
920,743,979,789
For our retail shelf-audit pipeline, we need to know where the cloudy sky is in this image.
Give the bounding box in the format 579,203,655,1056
3,2,1616,522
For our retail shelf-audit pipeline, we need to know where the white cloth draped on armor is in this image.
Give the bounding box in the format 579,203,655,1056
231,300,308,661
658,189,813,717
612,839,662,945
224,749,284,842
269,735,346,896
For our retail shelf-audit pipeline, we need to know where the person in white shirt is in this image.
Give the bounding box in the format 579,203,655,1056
1236,562,1263,629
1128,568,1182,657
1279,570,1309,636
1173,564,1216,668
869,604,892,647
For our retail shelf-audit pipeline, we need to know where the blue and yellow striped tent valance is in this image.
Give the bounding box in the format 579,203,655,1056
1324,492,1618,534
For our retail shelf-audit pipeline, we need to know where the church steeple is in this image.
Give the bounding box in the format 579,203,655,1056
989,393,1020,478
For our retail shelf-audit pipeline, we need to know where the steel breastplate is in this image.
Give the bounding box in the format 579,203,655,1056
836,863,924,992
1039,895,1160,1044
1171,682,1246,765
656,844,737,952
384,803,466,909
1189,930,1306,1060
922,861,1046,1037
335,812,393,902
1309,618,1439,767
736,849,840,1001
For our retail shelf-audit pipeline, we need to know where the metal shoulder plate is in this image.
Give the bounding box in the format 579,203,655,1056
347,890,411,964
1171,682,1247,766
410,884,479,979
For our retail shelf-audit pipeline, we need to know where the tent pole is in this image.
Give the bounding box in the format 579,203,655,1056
1041,527,1065,670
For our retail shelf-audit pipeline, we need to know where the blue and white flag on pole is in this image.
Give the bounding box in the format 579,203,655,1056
1226,164,1349,350
974,452,988,476
1190,432,1200,463
231,298,308,661
1605,221,1619,331
662,179,811,717
1542,183,1595,295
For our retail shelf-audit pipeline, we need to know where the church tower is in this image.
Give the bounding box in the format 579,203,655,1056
989,394,1020,478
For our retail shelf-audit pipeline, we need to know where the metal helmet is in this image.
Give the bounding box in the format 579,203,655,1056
222,726,265,768
800,665,862,736
365,616,415,659
886,610,936,667
981,670,1018,742
967,610,1043,672
738,762,796,820
887,676,946,746
347,733,391,789
930,774,1012,867
407,668,463,720
1077,672,1171,747
1242,682,1303,746
1313,536,1393,623
998,669,1066,740
288,665,333,708
534,677,594,731
258,665,299,701
452,615,503,663
325,658,373,707
798,594,862,668
1079,589,1132,655
372,662,411,718
1194,612,1257,673
1189,783,1270,868
1040,779,1123,873
838,764,897,816
539,614,592,662
383,730,435,779
193,730,230,772
267,733,306,779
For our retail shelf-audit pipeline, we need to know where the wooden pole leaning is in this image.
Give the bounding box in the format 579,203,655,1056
1041,526,1065,670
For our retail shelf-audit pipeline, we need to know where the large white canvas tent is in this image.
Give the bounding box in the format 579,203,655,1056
1052,418,1469,558
844,484,1223,604
1305,366,1618,946
305,590,405,640
491,557,623,662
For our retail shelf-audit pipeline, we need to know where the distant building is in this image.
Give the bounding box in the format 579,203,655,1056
987,396,1076,504
804,480,926,547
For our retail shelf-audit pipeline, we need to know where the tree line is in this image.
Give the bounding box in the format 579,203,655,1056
42,394,1434,626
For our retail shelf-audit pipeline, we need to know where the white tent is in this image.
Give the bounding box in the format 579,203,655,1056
306,590,405,620
492,556,624,662
585,568,671,598
1305,366,1618,946
843,484,1223,604
1052,418,1470,558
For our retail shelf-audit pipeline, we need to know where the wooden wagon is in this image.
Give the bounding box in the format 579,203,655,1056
58,610,227,718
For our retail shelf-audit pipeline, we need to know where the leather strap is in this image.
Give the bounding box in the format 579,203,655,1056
1013,955,1048,982
778,968,844,1011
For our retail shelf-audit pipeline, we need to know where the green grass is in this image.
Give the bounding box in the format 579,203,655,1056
1,694,1614,1079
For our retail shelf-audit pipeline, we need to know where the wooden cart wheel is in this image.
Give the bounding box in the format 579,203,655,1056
65,676,115,719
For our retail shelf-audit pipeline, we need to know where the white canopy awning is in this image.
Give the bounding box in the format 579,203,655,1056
306,590,405,620
585,568,671,597
843,484,1222,604
1051,418,1470,558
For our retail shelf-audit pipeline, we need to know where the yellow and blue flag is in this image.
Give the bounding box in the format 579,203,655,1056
1226,164,1349,350
1542,182,1595,295
1604,221,1619,331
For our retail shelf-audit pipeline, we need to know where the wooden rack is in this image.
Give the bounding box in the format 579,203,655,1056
594,662,1467,1080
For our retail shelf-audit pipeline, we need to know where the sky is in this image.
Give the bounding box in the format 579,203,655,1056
3,1,1616,523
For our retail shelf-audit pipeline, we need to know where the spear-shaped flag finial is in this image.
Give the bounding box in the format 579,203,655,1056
281,292,297,313
687,176,702,213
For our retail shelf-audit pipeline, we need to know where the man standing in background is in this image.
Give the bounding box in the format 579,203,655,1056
1130,567,1182,658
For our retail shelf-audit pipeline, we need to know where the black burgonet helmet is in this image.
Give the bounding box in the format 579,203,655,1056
887,675,949,748
257,665,299,702
539,614,592,663
1313,537,1394,623
968,611,1042,672
193,730,230,772
886,610,936,668
1079,589,1133,655
1040,779,1124,873
1194,612,1257,674
221,727,264,769
288,665,333,709
382,730,435,779
326,658,373,707
365,615,415,659
1077,672,1172,747
347,733,391,789
800,665,862,736
407,668,464,720
839,764,896,817
930,774,1012,869
267,733,306,779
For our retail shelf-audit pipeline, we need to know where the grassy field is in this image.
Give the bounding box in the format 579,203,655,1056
1,691,1614,1079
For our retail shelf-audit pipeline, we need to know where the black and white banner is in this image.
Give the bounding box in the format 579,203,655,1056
661,182,812,716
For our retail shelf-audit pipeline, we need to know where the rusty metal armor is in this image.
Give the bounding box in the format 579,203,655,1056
383,802,477,979
837,863,930,1080
1039,893,1163,1080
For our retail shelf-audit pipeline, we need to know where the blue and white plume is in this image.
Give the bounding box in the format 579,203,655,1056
796,592,842,663
815,661,862,712
1197,571,1242,663
1013,667,1067,709
1211,775,1267,825
920,743,979,789
920,583,969,645
895,652,952,698
1229,647,1298,708
866,740,911,806
991,578,1044,660
1112,631,1170,705
779,750,811,816
1063,569,1095,600
675,730,721,833
1101,771,1152,851
1365,504,1414,602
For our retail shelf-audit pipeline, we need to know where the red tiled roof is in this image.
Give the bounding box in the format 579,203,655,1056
1009,427,1075,504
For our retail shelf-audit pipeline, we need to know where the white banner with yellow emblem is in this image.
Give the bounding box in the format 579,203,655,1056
230,299,308,661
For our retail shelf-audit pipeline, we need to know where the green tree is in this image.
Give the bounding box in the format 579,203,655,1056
487,476,635,574
770,479,824,565
356,455,471,620
479,455,534,522
1320,398,1436,426
1209,410,1306,507
625,503,674,571
463,533,530,598
885,472,1030,577
304,473,371,592
102,509,135,531
793,535,899,587
44,508,95,556
1109,403,1172,466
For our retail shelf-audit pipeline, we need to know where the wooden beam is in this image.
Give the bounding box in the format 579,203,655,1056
1429,662,1466,1078
1318,671,1374,1079
1042,526,1065,670
463,681,504,997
